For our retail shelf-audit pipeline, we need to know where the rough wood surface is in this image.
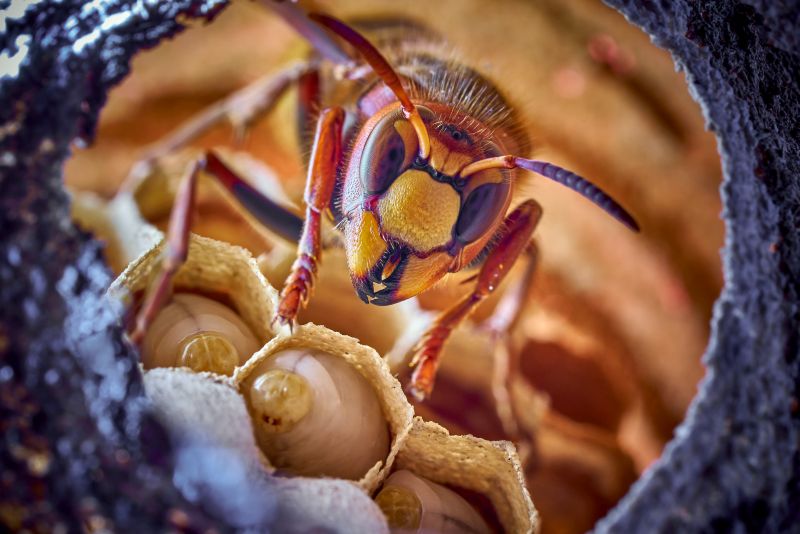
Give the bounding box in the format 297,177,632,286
595,1,800,532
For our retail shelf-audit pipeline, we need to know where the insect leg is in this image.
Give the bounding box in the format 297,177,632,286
265,2,355,65
123,61,318,191
274,107,345,329
296,68,321,161
408,200,543,401
129,160,201,345
484,243,538,460
204,151,304,244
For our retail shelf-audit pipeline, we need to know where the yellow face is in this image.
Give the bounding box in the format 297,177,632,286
342,105,512,305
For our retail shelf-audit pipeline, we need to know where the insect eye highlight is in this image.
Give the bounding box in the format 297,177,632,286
440,123,471,145
455,180,511,244
360,111,419,194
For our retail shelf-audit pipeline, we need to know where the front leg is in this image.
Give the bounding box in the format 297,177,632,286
484,243,538,461
274,107,345,328
408,200,543,401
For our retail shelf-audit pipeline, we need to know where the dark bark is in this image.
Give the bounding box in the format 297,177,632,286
596,1,800,532
0,2,230,531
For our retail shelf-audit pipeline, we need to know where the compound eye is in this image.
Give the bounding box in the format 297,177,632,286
360,111,419,194
455,180,511,244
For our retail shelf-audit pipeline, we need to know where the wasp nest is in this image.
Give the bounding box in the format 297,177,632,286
105,234,537,532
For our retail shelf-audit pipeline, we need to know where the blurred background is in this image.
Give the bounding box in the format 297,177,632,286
64,0,724,532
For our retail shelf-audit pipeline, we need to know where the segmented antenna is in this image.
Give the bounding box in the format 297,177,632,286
459,155,639,231
309,12,431,160
267,2,353,65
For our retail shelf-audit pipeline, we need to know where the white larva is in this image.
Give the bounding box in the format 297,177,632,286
141,293,261,375
375,470,491,534
244,348,391,480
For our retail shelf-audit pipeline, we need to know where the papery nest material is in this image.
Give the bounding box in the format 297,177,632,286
235,323,415,494
109,234,280,352
143,367,391,533
393,418,539,533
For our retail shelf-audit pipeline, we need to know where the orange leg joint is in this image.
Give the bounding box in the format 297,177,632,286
408,200,543,401
274,107,345,328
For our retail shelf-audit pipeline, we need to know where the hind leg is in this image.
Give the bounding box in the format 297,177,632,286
123,61,318,192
